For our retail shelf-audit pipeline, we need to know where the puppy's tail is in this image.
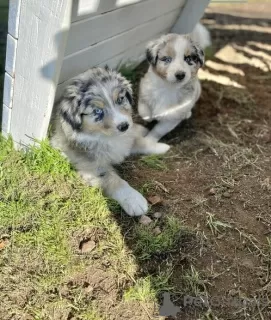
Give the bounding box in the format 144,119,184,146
191,23,212,50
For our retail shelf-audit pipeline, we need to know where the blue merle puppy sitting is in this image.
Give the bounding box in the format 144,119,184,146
51,67,170,216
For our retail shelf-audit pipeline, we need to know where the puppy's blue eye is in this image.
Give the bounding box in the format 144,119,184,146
93,108,104,121
161,56,172,63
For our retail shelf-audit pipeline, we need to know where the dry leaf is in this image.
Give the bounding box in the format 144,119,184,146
80,240,96,253
153,212,163,219
147,195,162,205
0,240,7,250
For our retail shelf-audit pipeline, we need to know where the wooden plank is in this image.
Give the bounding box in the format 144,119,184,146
55,38,150,101
66,0,184,55
60,10,180,83
3,73,14,108
71,0,148,23
2,104,12,134
8,0,22,39
5,34,17,77
9,0,72,146
172,0,211,33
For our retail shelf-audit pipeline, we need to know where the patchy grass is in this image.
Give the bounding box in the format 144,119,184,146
0,136,187,319
132,216,183,260
140,154,168,170
206,212,232,235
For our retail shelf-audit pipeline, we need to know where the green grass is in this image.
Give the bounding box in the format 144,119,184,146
140,154,168,170
124,270,174,302
0,136,181,319
133,216,183,260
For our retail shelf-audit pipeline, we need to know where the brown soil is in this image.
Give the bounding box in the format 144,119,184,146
124,7,271,320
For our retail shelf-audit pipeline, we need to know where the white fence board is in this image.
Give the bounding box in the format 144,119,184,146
8,0,22,39
60,10,179,83
56,38,147,101
2,104,12,134
172,0,211,33
3,73,14,108
66,0,185,55
5,34,17,77
71,0,147,22
55,32,165,102
9,0,72,145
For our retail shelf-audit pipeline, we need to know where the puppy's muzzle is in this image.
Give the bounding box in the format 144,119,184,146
175,72,186,81
117,122,129,132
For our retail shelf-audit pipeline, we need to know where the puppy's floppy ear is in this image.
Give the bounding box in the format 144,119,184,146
125,86,133,105
146,36,166,65
192,42,205,68
60,79,84,131
115,70,134,105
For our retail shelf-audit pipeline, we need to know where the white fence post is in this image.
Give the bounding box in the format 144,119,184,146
6,0,72,146
172,0,210,34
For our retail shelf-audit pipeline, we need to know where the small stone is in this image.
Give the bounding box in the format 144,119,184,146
147,195,163,205
84,285,94,294
209,188,216,195
256,271,264,277
153,212,163,219
229,289,239,297
223,192,231,198
80,240,96,253
153,227,162,235
139,215,153,225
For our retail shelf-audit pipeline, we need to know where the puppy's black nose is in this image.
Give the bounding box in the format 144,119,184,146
117,122,129,132
175,72,186,81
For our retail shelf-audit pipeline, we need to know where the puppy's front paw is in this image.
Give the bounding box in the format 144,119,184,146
112,184,148,216
153,142,170,154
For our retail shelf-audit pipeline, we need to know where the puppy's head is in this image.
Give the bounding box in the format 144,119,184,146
59,67,133,137
146,34,204,85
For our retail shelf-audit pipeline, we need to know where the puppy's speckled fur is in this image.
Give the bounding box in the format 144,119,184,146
138,34,205,143
51,67,169,216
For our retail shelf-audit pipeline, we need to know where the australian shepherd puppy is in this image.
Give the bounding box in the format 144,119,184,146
51,67,169,217
138,33,205,145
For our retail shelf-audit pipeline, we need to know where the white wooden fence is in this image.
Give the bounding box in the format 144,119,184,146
2,0,210,146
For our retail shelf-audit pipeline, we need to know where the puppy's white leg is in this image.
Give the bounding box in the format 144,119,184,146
77,161,148,217
132,136,170,155
147,119,180,141
138,101,152,122
133,123,149,137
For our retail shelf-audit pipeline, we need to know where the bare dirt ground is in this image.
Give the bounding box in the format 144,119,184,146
123,5,271,319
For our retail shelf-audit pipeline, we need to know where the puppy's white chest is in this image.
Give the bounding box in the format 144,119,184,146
152,86,185,119
91,133,134,165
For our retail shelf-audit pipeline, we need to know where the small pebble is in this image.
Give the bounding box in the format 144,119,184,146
229,289,239,297
84,285,94,294
153,212,163,219
209,188,216,195
223,192,231,198
139,215,152,225
153,227,162,235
